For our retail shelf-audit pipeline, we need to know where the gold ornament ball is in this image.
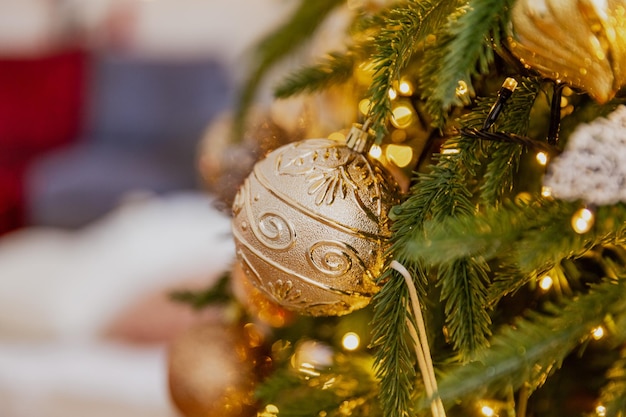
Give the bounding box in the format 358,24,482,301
167,322,260,417
231,261,296,328
231,137,400,316
508,0,626,103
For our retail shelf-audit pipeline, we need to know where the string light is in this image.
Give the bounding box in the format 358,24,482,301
328,132,346,142
480,405,495,417
539,275,554,291
398,79,413,95
385,144,413,168
341,332,361,351
596,404,607,416
456,80,469,97
259,404,280,417
369,144,382,158
541,186,553,198
391,103,416,129
571,207,595,234
591,326,605,340
358,99,371,116
536,151,549,166
388,88,398,100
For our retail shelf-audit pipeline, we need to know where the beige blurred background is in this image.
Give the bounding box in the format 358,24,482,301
0,1,297,416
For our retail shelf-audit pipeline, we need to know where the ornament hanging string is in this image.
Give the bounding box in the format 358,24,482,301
390,260,447,417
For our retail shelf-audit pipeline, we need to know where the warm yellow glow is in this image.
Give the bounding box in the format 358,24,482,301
386,144,413,168
391,104,415,129
342,332,361,351
328,131,346,143
481,405,495,417
536,151,548,166
592,326,605,340
258,404,280,417
390,129,407,143
456,80,469,97
572,207,595,234
358,98,370,116
369,144,382,159
539,275,553,291
398,80,413,95
441,148,460,155
388,88,398,100
541,186,553,198
596,404,607,416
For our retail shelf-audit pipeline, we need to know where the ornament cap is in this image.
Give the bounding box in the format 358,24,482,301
345,119,374,153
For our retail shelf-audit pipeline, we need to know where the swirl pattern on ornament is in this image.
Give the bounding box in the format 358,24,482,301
256,212,295,250
308,240,362,277
241,178,295,250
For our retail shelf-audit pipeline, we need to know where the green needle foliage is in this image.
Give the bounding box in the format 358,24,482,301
419,0,515,126
370,270,416,417
367,0,461,140
232,0,626,415
418,275,626,410
274,50,362,98
597,347,626,417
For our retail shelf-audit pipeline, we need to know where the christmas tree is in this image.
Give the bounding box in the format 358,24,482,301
173,1,626,416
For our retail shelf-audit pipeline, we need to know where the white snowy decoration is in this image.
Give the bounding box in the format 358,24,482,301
543,105,626,205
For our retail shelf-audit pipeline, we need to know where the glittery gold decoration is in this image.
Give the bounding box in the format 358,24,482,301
231,137,400,316
231,262,295,327
168,323,263,417
508,0,626,103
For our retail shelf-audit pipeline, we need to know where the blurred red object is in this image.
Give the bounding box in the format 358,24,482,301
0,48,87,234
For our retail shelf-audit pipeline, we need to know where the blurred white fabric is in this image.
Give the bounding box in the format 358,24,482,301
0,192,235,417
0,341,174,417
0,192,234,340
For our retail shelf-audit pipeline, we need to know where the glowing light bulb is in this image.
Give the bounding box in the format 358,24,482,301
385,144,413,168
591,326,605,340
536,151,548,166
388,88,397,100
398,80,413,95
259,404,280,417
328,131,346,142
481,405,495,417
541,186,553,198
571,207,595,234
539,275,553,291
358,98,371,116
441,148,460,155
391,104,415,129
342,332,360,351
456,80,468,95
596,404,607,416
369,144,382,159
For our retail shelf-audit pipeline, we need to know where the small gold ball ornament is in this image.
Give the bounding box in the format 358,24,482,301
508,0,626,103
231,126,400,316
167,322,261,417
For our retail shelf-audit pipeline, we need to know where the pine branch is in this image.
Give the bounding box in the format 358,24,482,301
596,347,626,417
233,0,344,141
367,0,462,140
400,201,626,272
438,258,492,355
420,0,515,127
256,354,380,417
480,78,542,205
417,277,626,410
274,49,363,98
370,270,417,417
